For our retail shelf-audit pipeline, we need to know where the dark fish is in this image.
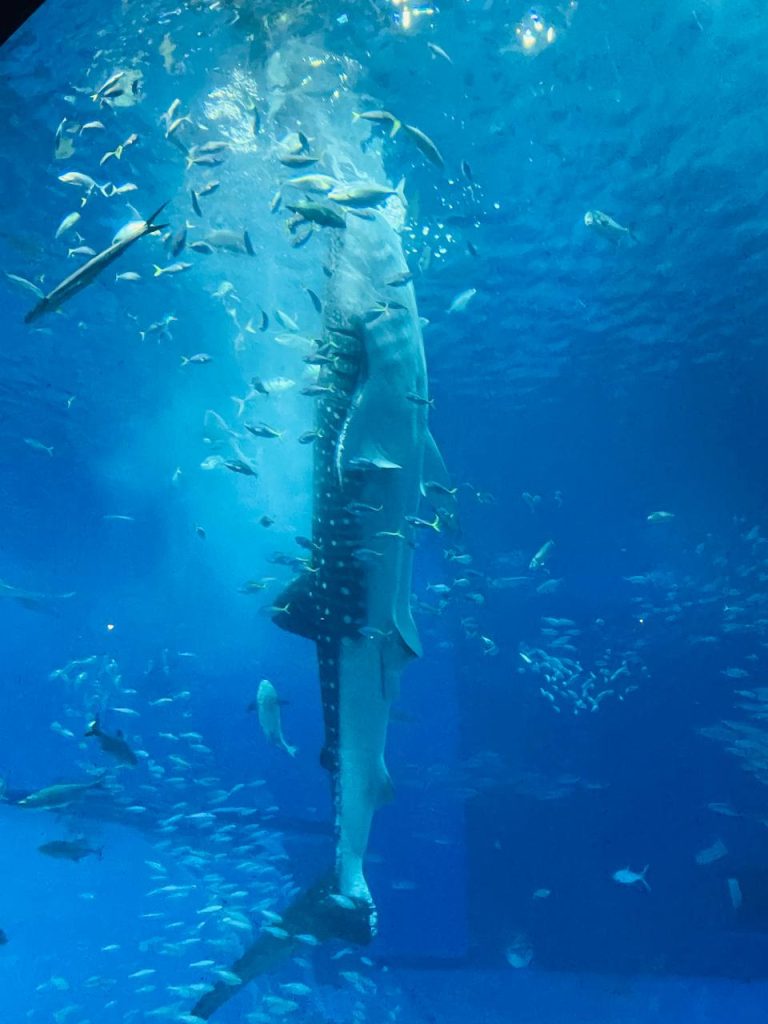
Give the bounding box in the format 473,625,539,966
305,287,322,313
191,190,202,216
279,153,319,168
188,154,224,167
286,201,346,230
386,271,413,287
0,929,7,945
401,123,444,168
243,230,255,256
224,460,258,477
245,422,281,439
38,839,102,862
259,515,275,527
461,160,473,182
85,716,138,766
169,226,187,257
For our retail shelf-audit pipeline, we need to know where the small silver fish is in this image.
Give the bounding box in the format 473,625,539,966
54,212,81,240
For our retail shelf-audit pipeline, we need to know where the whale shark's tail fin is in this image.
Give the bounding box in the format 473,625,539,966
190,874,374,1020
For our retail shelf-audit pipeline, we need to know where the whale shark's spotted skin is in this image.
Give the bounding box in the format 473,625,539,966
191,212,454,1020
307,322,368,777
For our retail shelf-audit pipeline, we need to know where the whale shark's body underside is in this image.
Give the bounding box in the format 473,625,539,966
192,211,453,1019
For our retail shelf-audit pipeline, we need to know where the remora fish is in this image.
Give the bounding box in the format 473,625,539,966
25,201,169,323
191,211,454,1021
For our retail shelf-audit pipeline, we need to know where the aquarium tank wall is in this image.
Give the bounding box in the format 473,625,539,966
2,1,768,1022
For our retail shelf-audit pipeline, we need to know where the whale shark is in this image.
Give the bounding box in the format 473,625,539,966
191,209,454,1019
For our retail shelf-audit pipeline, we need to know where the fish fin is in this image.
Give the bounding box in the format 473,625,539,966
421,430,458,531
271,575,318,641
189,873,374,1021
145,200,171,234
84,717,100,737
421,429,451,497
337,380,401,483
375,769,395,808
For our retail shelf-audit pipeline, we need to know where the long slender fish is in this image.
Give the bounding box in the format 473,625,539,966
24,201,169,323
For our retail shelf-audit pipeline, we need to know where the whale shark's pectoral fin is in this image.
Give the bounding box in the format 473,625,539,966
390,604,422,663
421,429,458,527
271,574,318,641
421,428,452,497
336,381,402,482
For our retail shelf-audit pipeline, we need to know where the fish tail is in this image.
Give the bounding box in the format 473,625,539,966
389,118,402,138
153,265,164,277
84,717,100,737
189,874,374,1020
395,176,407,208
146,200,171,234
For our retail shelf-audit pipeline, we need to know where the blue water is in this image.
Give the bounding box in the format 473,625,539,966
2,0,768,1021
